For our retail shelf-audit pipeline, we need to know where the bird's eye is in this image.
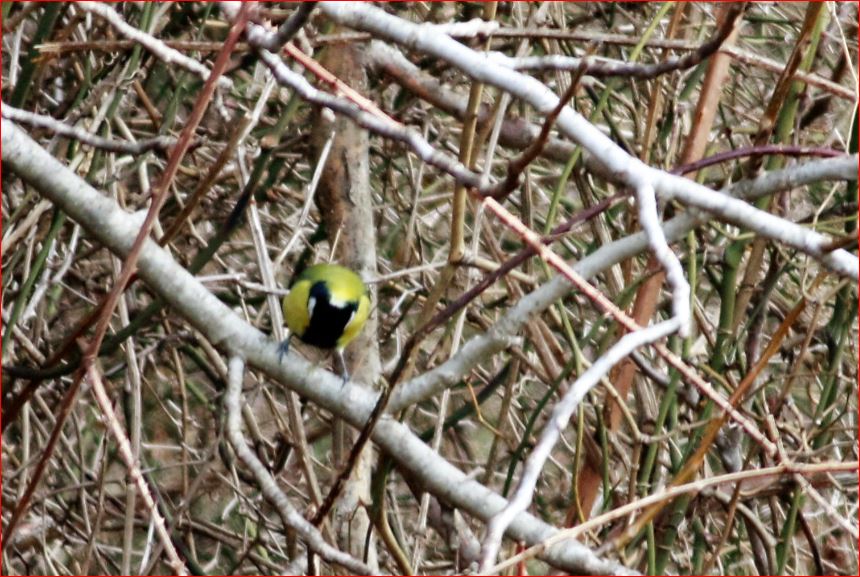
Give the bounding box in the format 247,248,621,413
308,296,317,317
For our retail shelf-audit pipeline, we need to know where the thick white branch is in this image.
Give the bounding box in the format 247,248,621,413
478,318,681,573
6,119,854,575
77,2,232,89
1,119,632,575
225,356,374,574
390,155,857,412
318,2,858,281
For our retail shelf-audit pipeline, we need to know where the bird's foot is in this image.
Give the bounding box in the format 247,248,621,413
277,337,291,364
337,349,350,387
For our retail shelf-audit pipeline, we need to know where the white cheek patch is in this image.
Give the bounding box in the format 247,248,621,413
308,296,317,318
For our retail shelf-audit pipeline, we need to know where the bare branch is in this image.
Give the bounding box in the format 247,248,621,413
390,155,857,413
252,1,318,51
478,318,681,572
633,182,691,337
2,118,634,575
2,103,175,154
85,364,189,575
492,4,745,79
319,3,858,280
225,356,376,574
76,2,233,89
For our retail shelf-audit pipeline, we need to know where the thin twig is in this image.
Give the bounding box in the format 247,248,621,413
1,103,175,154
493,4,745,79
478,318,681,571
76,2,233,89
251,1,318,51
492,460,859,574
86,363,188,575
224,357,376,575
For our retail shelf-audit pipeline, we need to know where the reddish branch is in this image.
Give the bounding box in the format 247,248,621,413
1,5,251,552
2,141,844,427
484,61,590,199
672,144,842,176
507,4,746,79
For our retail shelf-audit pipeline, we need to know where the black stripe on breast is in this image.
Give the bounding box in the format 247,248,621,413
298,281,357,349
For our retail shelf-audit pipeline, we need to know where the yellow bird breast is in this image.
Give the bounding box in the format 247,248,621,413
282,264,370,350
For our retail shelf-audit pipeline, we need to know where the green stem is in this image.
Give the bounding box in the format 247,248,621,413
775,489,803,574
9,3,64,107
2,209,66,357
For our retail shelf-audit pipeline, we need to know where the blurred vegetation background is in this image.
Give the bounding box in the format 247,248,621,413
2,2,857,575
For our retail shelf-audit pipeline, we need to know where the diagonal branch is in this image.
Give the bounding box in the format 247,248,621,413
319,2,858,281
85,363,188,575
224,356,376,574
1,104,175,154
76,2,232,88
479,318,681,572
2,117,634,575
4,120,854,575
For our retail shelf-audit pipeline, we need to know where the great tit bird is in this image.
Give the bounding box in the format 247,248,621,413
279,263,370,383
